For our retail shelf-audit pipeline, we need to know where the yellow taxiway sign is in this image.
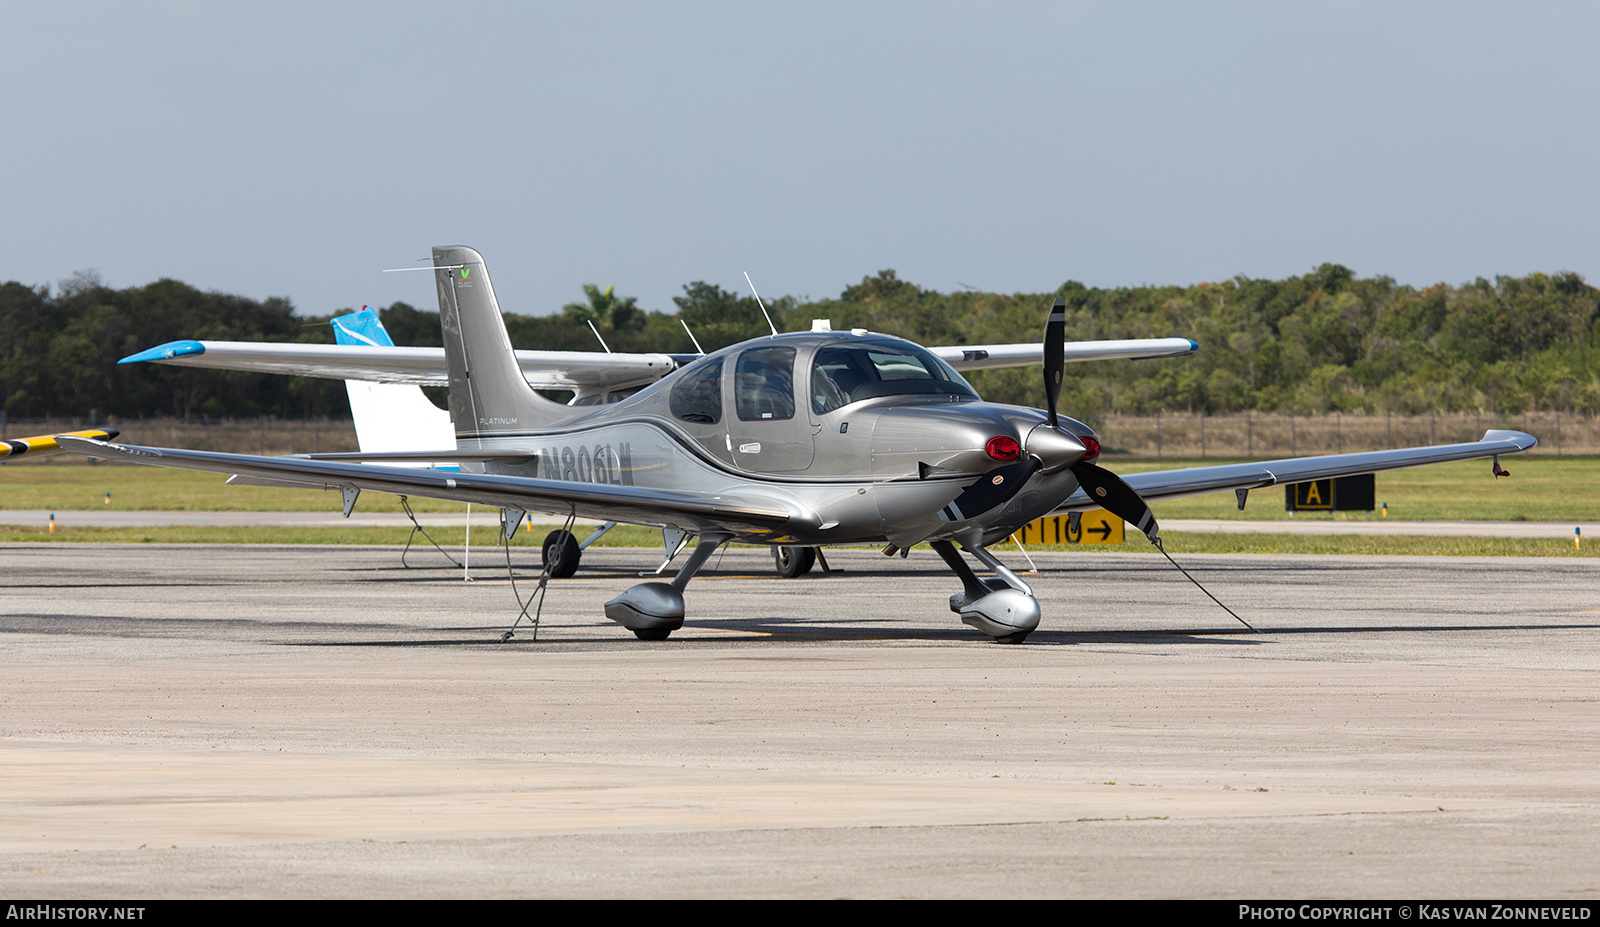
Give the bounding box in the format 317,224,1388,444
1011,509,1124,545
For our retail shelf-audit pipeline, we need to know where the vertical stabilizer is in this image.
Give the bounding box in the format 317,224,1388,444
432,246,572,444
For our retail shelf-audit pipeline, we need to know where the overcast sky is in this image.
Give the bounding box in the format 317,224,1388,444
3,2,1597,319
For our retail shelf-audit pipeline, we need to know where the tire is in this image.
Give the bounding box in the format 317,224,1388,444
633,628,673,641
541,530,581,578
773,545,817,578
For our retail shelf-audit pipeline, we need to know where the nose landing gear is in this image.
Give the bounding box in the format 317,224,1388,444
929,539,1041,644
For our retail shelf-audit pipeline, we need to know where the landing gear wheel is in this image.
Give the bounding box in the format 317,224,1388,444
633,627,673,641
773,545,817,578
541,530,581,578
992,631,1032,645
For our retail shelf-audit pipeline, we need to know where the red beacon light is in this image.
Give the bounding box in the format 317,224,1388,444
985,436,1021,462
1079,435,1101,463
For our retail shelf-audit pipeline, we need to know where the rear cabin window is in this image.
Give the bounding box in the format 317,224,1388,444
669,358,723,424
735,346,797,422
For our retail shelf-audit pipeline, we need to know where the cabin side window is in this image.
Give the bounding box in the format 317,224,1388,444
735,346,797,422
669,358,723,424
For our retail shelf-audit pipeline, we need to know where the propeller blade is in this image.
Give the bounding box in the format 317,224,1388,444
938,458,1041,523
1071,461,1160,543
1043,296,1065,429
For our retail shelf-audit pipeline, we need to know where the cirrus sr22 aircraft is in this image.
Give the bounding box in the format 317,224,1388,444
66,246,1537,643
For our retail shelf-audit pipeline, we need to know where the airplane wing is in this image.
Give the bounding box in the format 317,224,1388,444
2,428,119,461
54,436,814,538
118,340,680,391
1055,430,1539,512
932,338,1198,371
119,335,1196,388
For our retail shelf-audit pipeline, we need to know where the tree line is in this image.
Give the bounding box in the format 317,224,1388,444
3,263,1597,421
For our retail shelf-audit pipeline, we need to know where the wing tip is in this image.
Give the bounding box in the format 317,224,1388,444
1482,429,1538,450
119,340,206,365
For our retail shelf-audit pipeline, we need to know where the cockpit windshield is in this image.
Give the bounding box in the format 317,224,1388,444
810,340,978,415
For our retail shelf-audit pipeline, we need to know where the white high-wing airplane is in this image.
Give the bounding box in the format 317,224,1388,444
74,246,1536,643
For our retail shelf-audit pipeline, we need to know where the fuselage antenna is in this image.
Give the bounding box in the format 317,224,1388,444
680,319,706,355
743,271,780,337
586,320,612,354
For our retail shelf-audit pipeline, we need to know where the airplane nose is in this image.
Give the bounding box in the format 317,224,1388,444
1025,423,1086,473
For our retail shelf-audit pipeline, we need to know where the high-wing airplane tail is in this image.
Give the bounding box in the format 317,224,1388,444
433,245,577,442
330,307,454,457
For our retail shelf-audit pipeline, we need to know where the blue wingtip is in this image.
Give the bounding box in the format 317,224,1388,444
1185,339,1199,354
118,340,206,364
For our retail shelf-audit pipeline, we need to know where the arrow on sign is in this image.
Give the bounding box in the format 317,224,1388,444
1086,521,1113,541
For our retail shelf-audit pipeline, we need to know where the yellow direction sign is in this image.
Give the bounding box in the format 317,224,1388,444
1011,510,1125,546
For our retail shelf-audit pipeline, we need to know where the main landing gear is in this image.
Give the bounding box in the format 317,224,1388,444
541,530,581,578
539,521,618,578
773,545,815,577
603,533,731,641
929,540,1041,644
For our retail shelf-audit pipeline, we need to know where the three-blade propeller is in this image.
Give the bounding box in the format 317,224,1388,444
934,296,1162,543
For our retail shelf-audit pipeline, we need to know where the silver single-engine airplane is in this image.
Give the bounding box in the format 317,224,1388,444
65,246,1537,643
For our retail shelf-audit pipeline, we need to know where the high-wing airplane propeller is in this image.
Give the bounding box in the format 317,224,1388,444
73,246,1539,644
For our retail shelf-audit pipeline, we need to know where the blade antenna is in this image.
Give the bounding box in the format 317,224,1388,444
1043,297,1065,429
681,319,706,355
743,272,780,337
1152,536,1259,633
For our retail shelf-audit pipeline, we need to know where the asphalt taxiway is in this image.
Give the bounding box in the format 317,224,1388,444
2,543,1597,898
0,508,1589,537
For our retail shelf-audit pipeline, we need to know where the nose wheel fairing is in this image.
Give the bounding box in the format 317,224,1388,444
929,540,1042,643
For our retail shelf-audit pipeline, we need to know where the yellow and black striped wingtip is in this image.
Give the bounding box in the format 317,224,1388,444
1,428,120,461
